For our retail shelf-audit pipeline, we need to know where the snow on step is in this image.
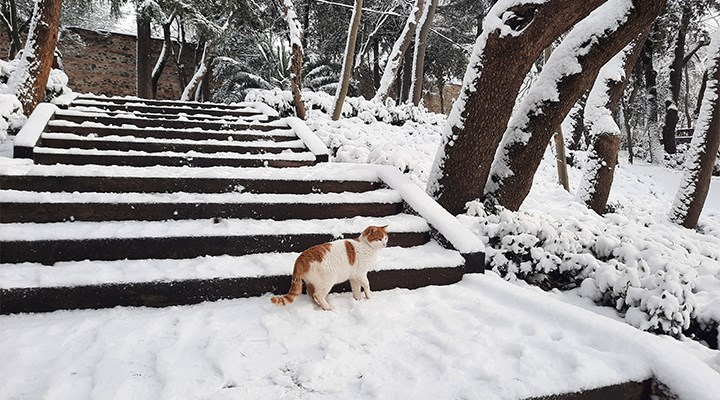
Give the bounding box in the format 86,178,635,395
40,132,307,149
0,188,401,205
54,108,285,125
32,146,317,161
48,120,297,138
0,242,462,289
0,214,428,241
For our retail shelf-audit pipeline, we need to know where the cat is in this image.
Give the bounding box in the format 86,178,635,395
271,225,388,310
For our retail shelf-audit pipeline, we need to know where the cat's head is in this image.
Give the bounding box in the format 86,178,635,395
361,225,388,249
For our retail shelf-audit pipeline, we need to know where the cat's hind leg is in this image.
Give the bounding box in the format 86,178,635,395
350,279,362,301
312,284,334,311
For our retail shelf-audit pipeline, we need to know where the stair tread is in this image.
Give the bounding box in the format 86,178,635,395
0,163,380,181
47,120,296,137
70,100,264,114
0,213,427,241
41,132,307,149
33,146,317,161
0,188,401,204
54,109,283,127
75,95,271,112
0,241,462,289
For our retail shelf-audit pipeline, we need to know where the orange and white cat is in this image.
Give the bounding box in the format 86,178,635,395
271,225,388,310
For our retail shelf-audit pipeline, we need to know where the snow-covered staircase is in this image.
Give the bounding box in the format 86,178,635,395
0,95,484,314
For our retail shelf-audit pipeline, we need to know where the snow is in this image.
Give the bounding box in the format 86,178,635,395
13,103,58,148
40,132,308,149
285,116,330,157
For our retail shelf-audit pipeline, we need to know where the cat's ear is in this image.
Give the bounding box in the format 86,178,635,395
378,225,388,230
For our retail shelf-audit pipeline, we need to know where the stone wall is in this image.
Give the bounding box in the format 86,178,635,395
1,27,196,100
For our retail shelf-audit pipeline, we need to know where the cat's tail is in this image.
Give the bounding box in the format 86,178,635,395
271,261,305,306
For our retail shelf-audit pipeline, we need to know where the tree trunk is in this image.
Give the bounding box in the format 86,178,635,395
152,19,174,99
577,33,647,214
621,97,635,164
136,6,153,99
373,0,424,103
669,30,720,229
486,0,666,212
3,0,22,59
372,38,380,90
400,42,413,102
695,69,708,120
11,0,62,115
410,0,437,106
641,36,663,163
660,3,691,155
331,0,363,121
283,0,307,119
567,95,588,150
181,43,208,101
427,0,609,215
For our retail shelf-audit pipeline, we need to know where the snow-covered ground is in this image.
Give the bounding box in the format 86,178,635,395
1,91,720,399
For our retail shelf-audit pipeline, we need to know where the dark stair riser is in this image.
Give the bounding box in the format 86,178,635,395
56,114,279,131
40,137,305,155
68,103,267,118
0,232,430,264
0,176,381,194
0,266,464,314
33,152,316,168
67,110,268,124
0,202,404,223
48,124,295,140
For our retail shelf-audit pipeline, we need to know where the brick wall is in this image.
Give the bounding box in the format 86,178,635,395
1,27,196,100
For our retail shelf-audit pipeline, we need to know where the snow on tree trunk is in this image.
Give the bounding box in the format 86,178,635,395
181,43,208,102
660,3,691,155
576,34,646,214
136,4,153,99
373,0,425,104
669,29,720,229
427,0,608,215
331,0,363,121
409,0,437,106
485,0,666,212
283,0,307,120
9,0,62,115
565,95,588,151
151,17,175,100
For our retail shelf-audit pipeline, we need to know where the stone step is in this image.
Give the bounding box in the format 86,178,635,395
39,132,307,155
0,189,403,223
66,106,271,123
0,214,431,264
53,109,282,131
0,242,465,313
32,147,318,168
75,94,269,112
47,121,295,139
68,100,269,119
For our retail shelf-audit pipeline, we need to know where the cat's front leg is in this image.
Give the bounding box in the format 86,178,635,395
350,279,362,301
360,275,371,299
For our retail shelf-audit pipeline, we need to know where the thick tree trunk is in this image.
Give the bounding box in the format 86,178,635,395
660,3,691,155
136,7,153,99
577,33,647,214
486,0,666,212
400,42,413,103
331,0,363,121
11,0,62,115
284,0,307,119
409,0,437,106
151,19,174,99
641,36,663,163
373,0,424,103
669,30,720,229
427,0,609,215
567,95,588,150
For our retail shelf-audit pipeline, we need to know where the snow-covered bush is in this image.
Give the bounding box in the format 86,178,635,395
463,200,702,338
245,88,433,126
0,58,71,141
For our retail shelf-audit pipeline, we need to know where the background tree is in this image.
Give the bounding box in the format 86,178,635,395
669,28,720,229
331,0,362,120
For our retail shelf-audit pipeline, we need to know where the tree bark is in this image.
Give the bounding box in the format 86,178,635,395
283,0,307,119
331,0,363,121
410,0,437,105
486,0,666,212
151,18,175,99
136,6,153,99
577,33,647,214
567,95,588,150
427,0,609,215
641,36,663,163
660,3,691,155
400,42,413,102
373,0,425,103
11,0,62,115
669,30,720,229
181,43,208,101
3,0,22,59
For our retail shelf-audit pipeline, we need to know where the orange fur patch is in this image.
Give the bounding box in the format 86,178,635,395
363,225,388,243
345,240,356,265
295,242,332,274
